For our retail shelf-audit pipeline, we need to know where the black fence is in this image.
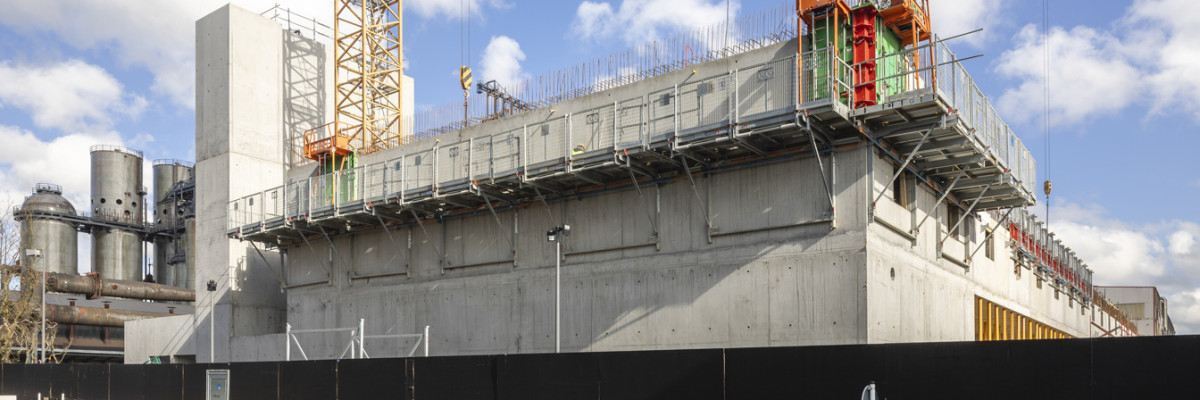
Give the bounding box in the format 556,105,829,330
2,335,1195,399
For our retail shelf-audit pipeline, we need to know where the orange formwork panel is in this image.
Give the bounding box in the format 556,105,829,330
878,0,931,47
303,122,354,161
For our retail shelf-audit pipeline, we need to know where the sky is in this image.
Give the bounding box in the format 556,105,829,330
0,0,1197,333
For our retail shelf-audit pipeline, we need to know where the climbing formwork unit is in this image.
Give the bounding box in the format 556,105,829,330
231,1,1034,270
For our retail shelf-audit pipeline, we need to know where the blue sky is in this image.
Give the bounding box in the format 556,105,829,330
0,0,1197,333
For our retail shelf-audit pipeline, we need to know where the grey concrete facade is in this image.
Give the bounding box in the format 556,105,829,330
191,4,294,363
126,5,1140,363
1095,286,1175,336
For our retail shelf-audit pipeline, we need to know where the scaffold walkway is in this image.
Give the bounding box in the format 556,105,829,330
228,39,1035,247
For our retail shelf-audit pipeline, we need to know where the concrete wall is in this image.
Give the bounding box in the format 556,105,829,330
194,4,323,363
124,315,196,364
1095,286,1171,335
276,145,869,359
865,149,1120,342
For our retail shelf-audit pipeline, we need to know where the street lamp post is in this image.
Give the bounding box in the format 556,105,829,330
26,249,44,364
207,279,217,362
546,225,570,353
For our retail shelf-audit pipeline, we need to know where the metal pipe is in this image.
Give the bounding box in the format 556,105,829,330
45,272,195,302
555,241,561,354
44,304,171,327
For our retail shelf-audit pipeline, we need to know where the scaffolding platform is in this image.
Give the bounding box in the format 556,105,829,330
228,41,1035,246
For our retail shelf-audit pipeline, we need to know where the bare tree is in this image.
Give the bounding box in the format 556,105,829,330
0,198,61,363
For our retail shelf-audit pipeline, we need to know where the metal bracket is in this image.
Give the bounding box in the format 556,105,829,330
294,226,332,286
409,209,446,272
315,225,342,285
532,186,556,225
374,214,408,276
478,190,516,251
680,155,713,244
248,241,287,291
871,123,938,210
941,182,994,246
624,157,661,250
804,114,836,214
967,208,1014,263
913,169,966,234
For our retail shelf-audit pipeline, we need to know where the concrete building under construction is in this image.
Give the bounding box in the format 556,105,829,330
11,0,1169,365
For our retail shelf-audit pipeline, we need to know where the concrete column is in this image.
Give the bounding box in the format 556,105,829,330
195,4,298,362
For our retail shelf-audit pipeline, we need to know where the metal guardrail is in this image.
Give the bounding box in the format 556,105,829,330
89,144,143,158
229,44,1037,233
261,5,332,43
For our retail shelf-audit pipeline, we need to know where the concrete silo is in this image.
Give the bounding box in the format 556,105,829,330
90,145,146,282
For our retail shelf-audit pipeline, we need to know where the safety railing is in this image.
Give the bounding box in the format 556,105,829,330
229,44,1036,233
800,47,854,107
285,320,430,361
868,40,1036,197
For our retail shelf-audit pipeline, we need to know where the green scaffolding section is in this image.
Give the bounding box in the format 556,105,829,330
319,152,358,205
876,21,905,100
804,6,906,105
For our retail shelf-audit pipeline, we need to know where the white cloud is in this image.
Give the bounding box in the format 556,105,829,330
0,1,337,110
571,0,735,45
1048,200,1200,333
0,0,510,112
1168,288,1200,335
0,125,123,207
994,25,1141,127
992,0,1200,126
407,0,508,20
929,0,1002,47
478,35,528,88
1127,0,1200,120
1170,231,1195,256
0,60,146,132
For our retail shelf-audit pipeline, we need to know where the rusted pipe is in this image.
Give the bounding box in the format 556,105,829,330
45,272,195,302
44,304,172,327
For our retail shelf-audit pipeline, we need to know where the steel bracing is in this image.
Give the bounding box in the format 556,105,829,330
332,0,404,154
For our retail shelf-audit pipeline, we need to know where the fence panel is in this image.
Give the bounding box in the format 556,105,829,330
404,148,435,196
615,97,644,150
737,57,795,121
437,140,472,187
470,137,493,181
493,129,522,178
647,87,676,143
384,156,405,198
526,116,568,167
572,103,616,156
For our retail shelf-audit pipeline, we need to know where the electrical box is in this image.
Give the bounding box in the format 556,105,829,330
206,369,230,400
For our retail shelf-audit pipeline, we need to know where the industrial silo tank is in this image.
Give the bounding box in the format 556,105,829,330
152,159,193,287
90,145,146,282
17,184,78,275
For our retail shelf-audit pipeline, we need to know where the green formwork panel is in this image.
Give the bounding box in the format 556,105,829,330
877,22,905,100
805,15,852,104
318,152,358,205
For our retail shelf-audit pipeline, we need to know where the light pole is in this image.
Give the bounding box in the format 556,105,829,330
546,225,570,353
206,279,217,362
26,249,44,363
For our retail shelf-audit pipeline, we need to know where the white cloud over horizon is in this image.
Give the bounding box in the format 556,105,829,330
1048,199,1200,333
993,0,1200,128
929,0,1002,47
0,0,504,111
570,0,736,45
0,60,146,132
478,35,528,89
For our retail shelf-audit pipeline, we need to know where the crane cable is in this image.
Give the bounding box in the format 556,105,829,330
1042,0,1052,229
